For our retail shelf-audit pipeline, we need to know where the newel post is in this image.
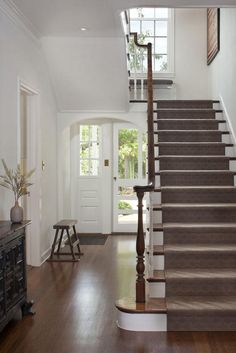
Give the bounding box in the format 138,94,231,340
135,189,145,303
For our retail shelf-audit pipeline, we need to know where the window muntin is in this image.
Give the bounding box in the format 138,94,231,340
129,8,173,74
79,125,100,176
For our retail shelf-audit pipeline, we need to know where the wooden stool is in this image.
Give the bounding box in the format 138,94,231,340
48,220,83,262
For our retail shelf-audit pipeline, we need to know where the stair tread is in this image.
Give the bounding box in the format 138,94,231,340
166,296,236,313
116,297,167,314
149,269,236,282
163,244,236,252
155,142,231,145
157,170,235,173
147,270,165,282
166,268,236,279
154,119,226,122
153,203,236,208
153,222,236,229
156,155,235,159
154,109,221,112
155,130,227,132
156,99,219,102
155,186,236,190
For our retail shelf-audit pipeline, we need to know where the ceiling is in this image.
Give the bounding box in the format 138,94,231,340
7,0,236,112
9,0,236,38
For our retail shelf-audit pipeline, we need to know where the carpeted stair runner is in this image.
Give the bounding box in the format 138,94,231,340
152,99,236,331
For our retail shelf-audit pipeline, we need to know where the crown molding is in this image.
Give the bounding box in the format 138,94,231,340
0,0,41,43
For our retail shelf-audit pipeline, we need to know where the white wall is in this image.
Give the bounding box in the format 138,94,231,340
209,8,236,136
41,37,129,112
174,8,210,99
41,9,210,111
0,3,58,265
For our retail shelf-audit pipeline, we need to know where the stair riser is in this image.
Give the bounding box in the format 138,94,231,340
163,229,236,245
162,209,236,223
156,110,216,119
166,280,236,297
159,159,229,170
160,174,234,186
156,120,219,130
165,253,236,269
167,315,236,331
157,101,214,109
161,189,236,203
157,131,222,142
158,145,225,156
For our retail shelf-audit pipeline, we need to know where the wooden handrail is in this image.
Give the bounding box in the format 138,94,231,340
130,32,155,303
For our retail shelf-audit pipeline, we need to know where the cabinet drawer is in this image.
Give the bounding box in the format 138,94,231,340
14,239,24,265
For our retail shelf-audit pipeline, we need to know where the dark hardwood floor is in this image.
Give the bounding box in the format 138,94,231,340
0,235,236,353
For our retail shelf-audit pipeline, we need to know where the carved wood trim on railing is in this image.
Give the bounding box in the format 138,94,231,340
131,32,155,303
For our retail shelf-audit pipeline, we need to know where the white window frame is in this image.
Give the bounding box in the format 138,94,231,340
129,8,175,79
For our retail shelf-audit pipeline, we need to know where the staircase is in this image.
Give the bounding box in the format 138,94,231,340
149,99,236,331
116,99,236,331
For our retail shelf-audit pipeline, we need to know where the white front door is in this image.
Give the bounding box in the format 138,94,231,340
72,124,102,233
113,123,147,232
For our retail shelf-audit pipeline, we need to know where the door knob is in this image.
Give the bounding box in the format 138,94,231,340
113,177,117,181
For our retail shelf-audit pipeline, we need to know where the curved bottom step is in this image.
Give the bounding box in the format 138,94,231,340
116,297,167,331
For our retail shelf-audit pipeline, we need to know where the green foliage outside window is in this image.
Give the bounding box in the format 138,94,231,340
118,201,132,210
118,129,138,179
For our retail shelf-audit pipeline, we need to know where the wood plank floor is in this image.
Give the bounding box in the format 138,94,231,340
1,235,236,353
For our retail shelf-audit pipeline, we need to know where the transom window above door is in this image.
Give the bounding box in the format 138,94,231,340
79,125,100,176
128,8,174,75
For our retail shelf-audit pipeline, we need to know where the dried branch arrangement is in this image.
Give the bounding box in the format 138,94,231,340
0,159,35,202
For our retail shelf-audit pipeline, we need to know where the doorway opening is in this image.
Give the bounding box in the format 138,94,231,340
18,80,41,266
113,123,147,232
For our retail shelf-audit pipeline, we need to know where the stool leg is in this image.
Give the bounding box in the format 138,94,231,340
56,229,64,254
50,229,59,259
66,228,76,260
73,225,81,254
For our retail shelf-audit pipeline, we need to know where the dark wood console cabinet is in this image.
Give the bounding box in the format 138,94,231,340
0,221,32,332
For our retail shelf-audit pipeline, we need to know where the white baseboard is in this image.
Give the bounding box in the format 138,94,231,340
40,247,51,265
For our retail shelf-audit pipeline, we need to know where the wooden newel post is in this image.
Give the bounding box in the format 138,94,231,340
135,189,145,303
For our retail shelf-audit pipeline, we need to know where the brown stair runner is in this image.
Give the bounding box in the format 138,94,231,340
153,100,236,331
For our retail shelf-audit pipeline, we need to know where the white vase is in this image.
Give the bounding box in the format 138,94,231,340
10,201,23,223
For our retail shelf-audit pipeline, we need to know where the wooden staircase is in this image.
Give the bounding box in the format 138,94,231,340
116,99,236,331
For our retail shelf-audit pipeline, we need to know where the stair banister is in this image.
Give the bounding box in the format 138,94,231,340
131,32,155,303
